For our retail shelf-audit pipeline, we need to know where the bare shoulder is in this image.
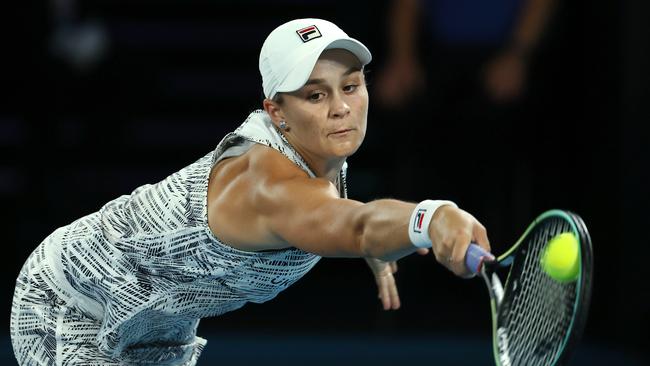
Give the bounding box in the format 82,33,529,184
247,144,339,203
207,144,337,251
247,143,309,181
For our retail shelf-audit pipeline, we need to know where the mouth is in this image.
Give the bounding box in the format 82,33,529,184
328,128,355,137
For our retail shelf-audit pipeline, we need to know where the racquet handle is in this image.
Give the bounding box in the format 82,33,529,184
465,244,495,274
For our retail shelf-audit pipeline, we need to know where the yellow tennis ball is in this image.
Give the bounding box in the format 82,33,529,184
540,232,580,282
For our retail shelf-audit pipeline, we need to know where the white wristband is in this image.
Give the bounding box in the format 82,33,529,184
408,200,458,248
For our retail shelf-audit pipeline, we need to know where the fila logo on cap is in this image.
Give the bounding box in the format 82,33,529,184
296,25,322,43
413,208,426,233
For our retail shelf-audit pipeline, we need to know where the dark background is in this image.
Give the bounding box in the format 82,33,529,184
2,0,649,364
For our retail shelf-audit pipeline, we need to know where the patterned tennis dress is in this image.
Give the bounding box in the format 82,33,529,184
10,110,348,365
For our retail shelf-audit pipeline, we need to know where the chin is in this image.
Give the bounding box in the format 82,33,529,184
332,142,362,158
325,130,365,158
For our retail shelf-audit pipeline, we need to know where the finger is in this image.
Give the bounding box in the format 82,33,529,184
390,261,398,274
389,276,401,310
377,277,391,310
378,274,401,310
416,248,429,255
472,221,491,253
450,232,473,277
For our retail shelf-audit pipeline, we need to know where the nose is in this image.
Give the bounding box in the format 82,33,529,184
329,92,350,119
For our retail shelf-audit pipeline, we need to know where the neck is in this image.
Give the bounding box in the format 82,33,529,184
282,133,344,183
309,155,345,183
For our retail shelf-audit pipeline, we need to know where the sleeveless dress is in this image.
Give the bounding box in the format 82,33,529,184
10,110,348,365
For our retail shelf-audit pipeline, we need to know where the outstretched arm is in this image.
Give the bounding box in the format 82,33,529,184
209,145,490,277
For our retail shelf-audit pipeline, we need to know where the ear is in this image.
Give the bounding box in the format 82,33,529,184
263,99,285,127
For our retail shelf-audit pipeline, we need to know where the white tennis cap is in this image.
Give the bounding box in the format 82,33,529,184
259,18,372,100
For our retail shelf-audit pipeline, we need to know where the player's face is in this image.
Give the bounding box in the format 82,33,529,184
279,49,369,160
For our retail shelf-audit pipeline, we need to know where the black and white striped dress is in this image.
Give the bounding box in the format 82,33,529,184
10,110,348,365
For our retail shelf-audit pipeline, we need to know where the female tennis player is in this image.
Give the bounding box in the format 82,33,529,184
10,18,491,365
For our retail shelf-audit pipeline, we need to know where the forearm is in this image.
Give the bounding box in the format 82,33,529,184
356,199,418,261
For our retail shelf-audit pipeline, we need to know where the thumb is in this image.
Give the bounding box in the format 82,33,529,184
416,248,429,255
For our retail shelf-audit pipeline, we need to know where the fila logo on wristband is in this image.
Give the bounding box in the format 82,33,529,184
408,200,458,249
413,209,427,233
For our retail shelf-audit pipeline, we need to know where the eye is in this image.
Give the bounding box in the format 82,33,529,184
308,92,325,102
343,84,358,93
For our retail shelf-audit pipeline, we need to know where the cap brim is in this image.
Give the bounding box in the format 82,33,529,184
276,37,372,95
325,38,372,65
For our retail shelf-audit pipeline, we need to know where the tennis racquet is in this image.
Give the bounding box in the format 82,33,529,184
464,209,593,366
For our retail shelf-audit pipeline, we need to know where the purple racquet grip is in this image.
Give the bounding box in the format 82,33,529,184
465,244,495,274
